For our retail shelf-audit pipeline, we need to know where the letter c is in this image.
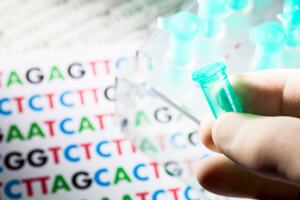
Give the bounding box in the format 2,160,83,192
171,132,186,149
60,118,75,134
115,57,127,69
64,144,80,162
133,163,149,181
0,98,12,115
60,91,74,107
184,186,200,200
152,189,165,200
4,179,22,199
94,169,110,187
96,141,111,158
28,94,44,111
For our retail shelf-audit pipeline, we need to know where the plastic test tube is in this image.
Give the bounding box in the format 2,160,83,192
197,0,228,37
283,0,300,12
228,0,249,10
250,21,286,70
278,0,300,47
157,12,202,66
192,62,243,118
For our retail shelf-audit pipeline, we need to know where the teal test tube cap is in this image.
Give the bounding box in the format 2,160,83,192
192,62,243,118
197,0,228,37
197,0,227,19
283,0,300,13
278,0,300,47
250,21,286,70
228,0,249,10
158,12,202,66
250,21,286,53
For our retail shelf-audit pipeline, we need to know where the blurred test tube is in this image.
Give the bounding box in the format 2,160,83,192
250,21,286,70
158,12,202,66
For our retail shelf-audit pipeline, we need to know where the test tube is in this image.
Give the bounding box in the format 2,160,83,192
278,0,300,47
228,0,249,10
197,0,228,37
192,62,243,118
250,21,286,70
157,12,202,66
283,0,300,13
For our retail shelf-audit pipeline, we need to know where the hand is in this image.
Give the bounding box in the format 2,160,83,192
197,70,300,200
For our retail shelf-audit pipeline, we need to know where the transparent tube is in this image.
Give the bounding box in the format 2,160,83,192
192,62,243,118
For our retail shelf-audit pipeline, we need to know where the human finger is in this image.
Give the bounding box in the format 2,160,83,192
197,155,300,199
212,113,300,187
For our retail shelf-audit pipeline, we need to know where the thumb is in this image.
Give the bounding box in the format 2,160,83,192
212,113,300,187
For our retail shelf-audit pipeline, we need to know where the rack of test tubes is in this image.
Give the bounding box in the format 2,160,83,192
116,0,300,199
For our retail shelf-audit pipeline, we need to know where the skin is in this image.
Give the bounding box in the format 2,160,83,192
197,70,300,200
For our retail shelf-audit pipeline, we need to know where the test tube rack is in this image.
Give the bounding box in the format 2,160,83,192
116,0,300,198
